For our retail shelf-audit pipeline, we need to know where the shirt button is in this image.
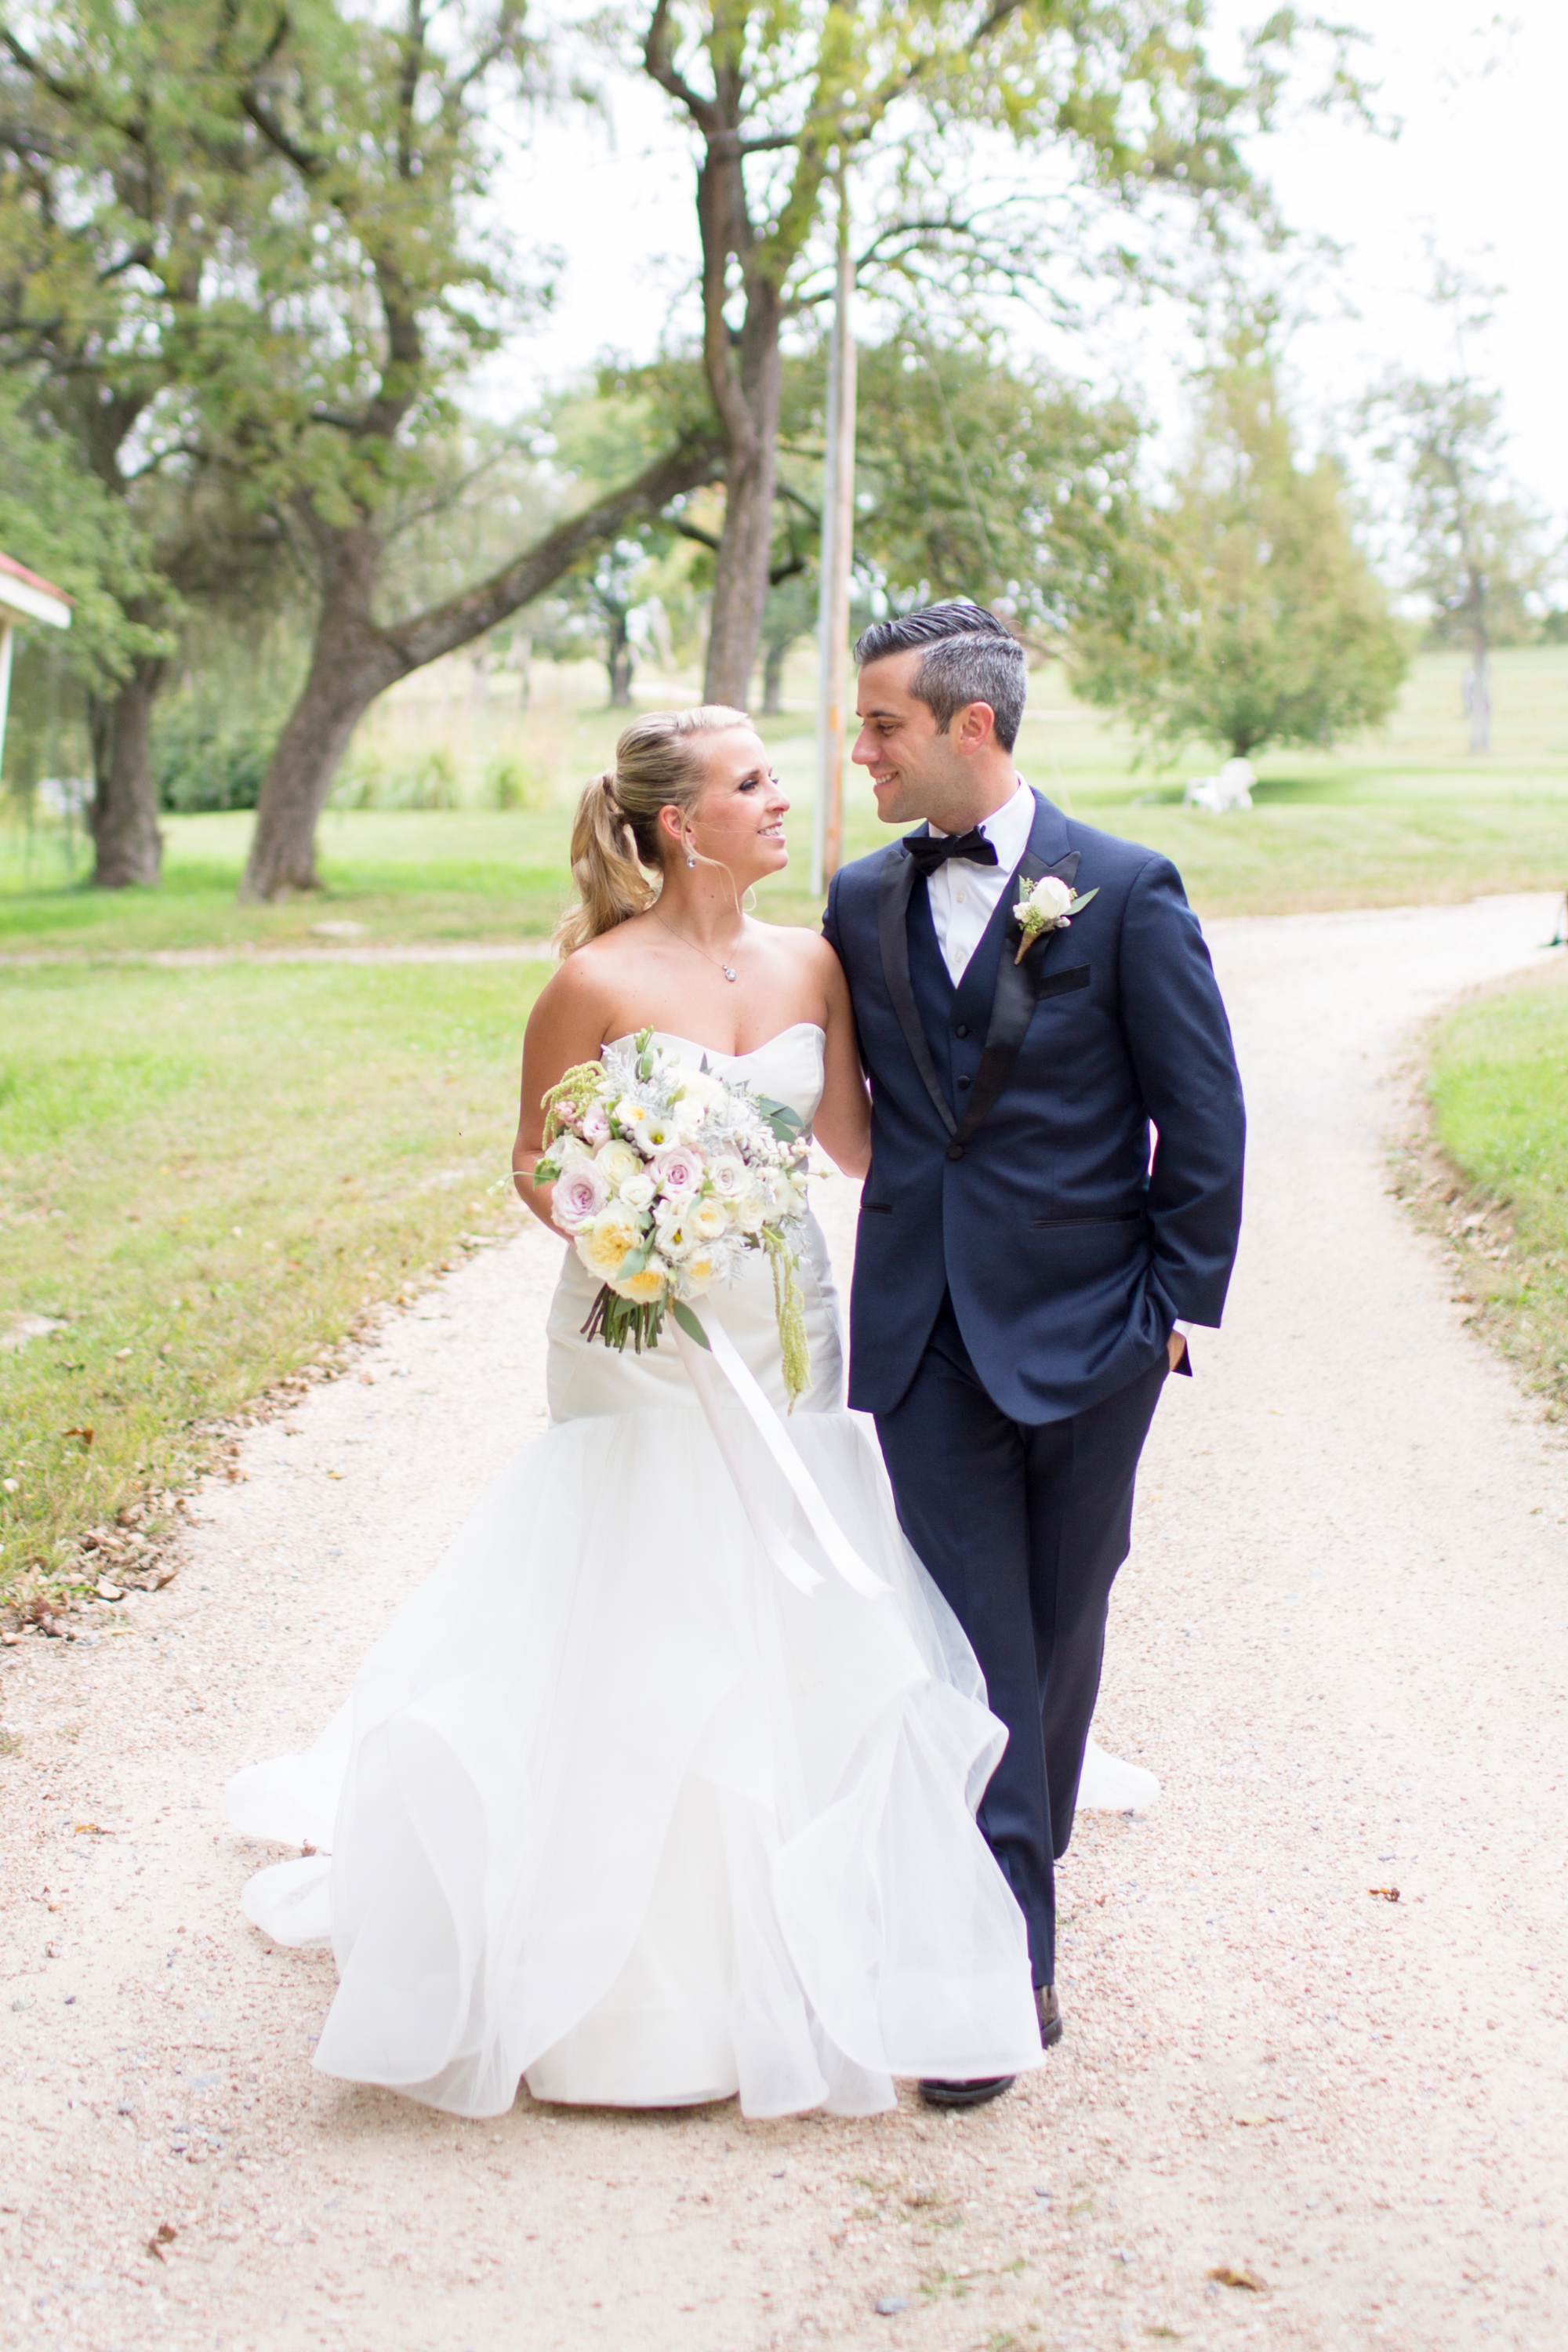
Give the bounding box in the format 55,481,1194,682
955,887,966,902
954,1023,968,1038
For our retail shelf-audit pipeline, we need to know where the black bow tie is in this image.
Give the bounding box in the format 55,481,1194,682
904,827,1000,877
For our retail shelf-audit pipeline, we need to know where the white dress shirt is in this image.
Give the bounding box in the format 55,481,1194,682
923,777,1193,1351
924,776,1036,987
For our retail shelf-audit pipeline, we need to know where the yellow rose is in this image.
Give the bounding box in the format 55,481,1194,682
575,1206,642,1279
691,1195,729,1241
610,1258,670,1302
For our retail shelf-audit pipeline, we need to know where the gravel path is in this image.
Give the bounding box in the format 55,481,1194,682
3,892,1566,2352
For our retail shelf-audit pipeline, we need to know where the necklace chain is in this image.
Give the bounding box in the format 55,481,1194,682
653,909,740,983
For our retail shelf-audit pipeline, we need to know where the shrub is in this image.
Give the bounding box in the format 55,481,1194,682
153,700,278,812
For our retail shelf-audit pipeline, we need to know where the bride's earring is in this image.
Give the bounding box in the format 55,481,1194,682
684,843,697,869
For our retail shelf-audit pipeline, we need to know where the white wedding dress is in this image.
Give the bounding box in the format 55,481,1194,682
227,1024,1043,2120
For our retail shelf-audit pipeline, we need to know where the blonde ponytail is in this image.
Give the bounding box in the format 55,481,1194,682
552,705,750,957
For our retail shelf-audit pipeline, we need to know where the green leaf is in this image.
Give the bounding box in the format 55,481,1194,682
1067,886,1101,915
671,1301,710,1349
752,1092,805,1145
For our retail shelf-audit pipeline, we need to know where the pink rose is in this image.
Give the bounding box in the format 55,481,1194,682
651,1143,704,1200
579,1102,611,1144
554,1160,611,1229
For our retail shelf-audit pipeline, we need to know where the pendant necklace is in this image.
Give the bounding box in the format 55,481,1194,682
654,910,740,983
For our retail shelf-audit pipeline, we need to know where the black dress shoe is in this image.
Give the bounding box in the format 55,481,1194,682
1037,1984,1063,2048
917,2072,1016,2110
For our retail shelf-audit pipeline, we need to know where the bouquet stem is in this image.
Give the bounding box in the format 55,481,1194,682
581,1284,666,1354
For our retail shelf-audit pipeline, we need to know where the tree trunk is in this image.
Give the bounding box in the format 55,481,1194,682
240,531,400,902
86,657,167,887
607,609,634,707
238,434,722,902
702,285,783,710
760,633,790,714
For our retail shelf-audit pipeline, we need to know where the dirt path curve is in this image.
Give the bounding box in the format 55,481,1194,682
3,892,1566,2352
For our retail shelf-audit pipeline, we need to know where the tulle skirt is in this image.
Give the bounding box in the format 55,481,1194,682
227,1399,1044,2118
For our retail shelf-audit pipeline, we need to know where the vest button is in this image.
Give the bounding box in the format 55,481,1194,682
947,1142,964,1160
954,1022,968,1037
956,1075,971,1089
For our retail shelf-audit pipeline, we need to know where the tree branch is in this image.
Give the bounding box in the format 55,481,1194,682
643,0,717,132
384,428,724,672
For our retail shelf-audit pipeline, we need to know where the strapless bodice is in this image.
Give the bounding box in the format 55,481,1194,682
604,1023,826,1128
547,1023,839,1423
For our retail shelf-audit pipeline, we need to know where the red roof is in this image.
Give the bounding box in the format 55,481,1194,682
0,549,71,605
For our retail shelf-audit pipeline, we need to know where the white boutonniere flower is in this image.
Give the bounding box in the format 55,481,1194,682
1014,873,1100,964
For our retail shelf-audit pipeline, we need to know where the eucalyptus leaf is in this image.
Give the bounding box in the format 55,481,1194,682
671,1301,711,1349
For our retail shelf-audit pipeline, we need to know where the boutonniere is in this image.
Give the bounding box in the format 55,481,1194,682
1013,875,1099,964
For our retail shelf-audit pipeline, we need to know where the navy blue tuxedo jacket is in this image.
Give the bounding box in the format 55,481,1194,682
822,789,1246,1425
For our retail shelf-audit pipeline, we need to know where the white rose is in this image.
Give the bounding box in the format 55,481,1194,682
690,1195,729,1241
1026,875,1075,924
675,1069,721,1115
731,1184,770,1233
706,1154,746,1198
596,1138,643,1186
618,1171,655,1210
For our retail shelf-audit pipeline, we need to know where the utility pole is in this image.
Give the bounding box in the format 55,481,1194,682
811,174,857,897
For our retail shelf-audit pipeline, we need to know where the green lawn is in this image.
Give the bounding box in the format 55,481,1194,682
4,646,1565,951
1423,954,1568,1417
0,960,546,1599
2,641,1564,1602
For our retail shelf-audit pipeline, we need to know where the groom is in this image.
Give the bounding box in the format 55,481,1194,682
822,603,1245,2106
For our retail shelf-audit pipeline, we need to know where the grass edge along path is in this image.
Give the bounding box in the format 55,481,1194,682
1396,950,1568,1424
0,958,550,1613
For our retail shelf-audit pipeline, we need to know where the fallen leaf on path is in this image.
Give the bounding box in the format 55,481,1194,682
1367,1886,1400,1902
64,1426,94,1448
73,1823,108,1836
1207,2264,1267,2292
1230,2109,1280,2127
146,2223,177,2263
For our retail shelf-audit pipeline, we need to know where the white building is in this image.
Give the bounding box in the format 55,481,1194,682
0,550,72,779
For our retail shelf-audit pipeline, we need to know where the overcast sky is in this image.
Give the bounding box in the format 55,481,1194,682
488,1,1566,517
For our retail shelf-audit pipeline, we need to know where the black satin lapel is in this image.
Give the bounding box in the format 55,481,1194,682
877,848,957,1137
953,848,1082,1146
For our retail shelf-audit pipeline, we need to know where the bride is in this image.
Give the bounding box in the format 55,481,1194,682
227,704,1047,2121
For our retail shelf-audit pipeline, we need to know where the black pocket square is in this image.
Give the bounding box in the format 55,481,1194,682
1036,962,1090,1000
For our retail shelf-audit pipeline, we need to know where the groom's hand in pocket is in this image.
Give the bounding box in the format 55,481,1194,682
1167,1331,1191,1376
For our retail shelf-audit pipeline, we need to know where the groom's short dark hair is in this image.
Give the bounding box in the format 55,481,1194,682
854,602,1026,753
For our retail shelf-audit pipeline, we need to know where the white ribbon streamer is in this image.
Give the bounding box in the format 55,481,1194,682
673,1319,889,1601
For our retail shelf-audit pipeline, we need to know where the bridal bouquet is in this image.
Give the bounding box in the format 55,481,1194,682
535,1029,812,1402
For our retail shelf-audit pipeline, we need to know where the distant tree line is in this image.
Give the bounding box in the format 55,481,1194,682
0,0,1556,894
